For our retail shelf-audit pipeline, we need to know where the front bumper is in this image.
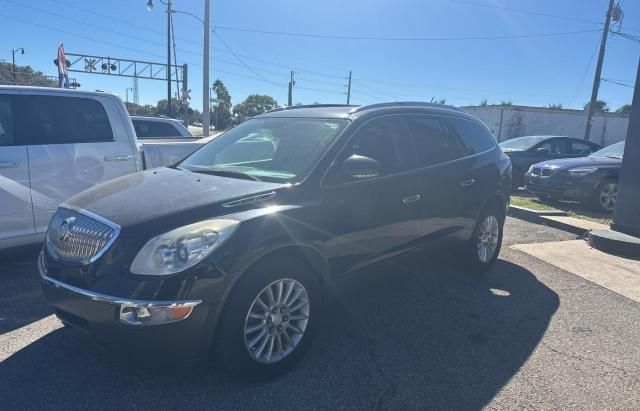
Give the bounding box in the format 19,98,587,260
524,172,592,202
38,252,212,361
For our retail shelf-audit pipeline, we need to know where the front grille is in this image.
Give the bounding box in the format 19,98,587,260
46,207,120,264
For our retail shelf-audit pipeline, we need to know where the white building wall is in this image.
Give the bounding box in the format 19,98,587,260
464,106,628,146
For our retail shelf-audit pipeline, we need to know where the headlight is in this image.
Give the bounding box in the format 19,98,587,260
527,165,535,173
568,167,598,178
130,219,239,275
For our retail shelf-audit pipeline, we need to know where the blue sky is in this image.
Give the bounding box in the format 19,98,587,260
1,0,638,111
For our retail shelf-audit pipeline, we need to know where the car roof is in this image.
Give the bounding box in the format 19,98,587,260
131,116,181,123
255,102,475,121
0,85,115,98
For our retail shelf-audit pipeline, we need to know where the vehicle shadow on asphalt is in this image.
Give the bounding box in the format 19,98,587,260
0,253,559,409
0,246,53,336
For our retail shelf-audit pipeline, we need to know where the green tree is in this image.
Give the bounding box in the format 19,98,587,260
0,61,56,87
155,99,181,118
479,98,488,107
584,100,609,113
500,100,513,106
232,94,278,118
548,103,563,110
125,102,156,116
212,79,232,129
616,104,632,115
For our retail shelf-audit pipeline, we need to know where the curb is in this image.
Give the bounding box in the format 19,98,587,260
588,230,640,259
508,205,588,236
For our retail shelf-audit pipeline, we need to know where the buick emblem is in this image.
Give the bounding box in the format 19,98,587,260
59,217,76,242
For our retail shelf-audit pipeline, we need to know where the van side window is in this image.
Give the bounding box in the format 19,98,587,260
404,115,464,167
446,117,496,155
0,95,13,146
14,95,113,145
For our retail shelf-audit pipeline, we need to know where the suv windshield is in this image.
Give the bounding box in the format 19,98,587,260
590,141,626,159
179,117,347,182
499,136,548,151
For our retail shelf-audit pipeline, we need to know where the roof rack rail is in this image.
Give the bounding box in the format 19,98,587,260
348,101,464,114
266,104,358,113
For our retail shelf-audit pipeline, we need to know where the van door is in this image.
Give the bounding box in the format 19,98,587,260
0,92,36,247
15,93,137,233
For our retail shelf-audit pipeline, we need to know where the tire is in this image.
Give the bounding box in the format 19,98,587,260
215,256,322,381
459,204,505,273
591,179,618,214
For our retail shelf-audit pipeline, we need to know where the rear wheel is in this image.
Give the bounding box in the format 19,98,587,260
459,204,504,273
215,258,321,381
592,179,618,213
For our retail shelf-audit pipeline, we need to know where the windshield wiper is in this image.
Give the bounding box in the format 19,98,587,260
188,167,262,181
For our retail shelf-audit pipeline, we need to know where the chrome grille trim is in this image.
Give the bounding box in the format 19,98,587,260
45,206,121,265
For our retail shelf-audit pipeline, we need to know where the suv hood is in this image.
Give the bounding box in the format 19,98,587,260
534,155,622,170
65,167,286,229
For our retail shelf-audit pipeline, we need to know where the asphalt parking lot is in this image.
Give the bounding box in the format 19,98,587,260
1,217,640,410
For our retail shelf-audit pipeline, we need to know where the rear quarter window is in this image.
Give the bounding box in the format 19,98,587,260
446,117,496,155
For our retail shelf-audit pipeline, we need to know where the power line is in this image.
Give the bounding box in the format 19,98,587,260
446,0,603,25
351,81,400,100
0,12,166,60
212,29,285,86
213,25,602,41
602,78,634,88
51,0,202,48
568,35,602,107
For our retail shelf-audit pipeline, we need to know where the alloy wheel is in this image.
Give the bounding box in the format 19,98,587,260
243,278,310,364
599,182,618,212
477,215,500,263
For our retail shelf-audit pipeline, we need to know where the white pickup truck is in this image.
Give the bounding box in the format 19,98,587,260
0,86,207,250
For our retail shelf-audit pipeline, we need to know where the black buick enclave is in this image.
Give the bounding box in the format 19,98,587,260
40,102,511,380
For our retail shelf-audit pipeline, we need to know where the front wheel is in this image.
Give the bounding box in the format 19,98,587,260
459,206,504,273
215,258,321,381
592,179,618,213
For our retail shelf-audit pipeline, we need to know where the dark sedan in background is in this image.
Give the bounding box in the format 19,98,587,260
524,141,625,213
499,135,602,189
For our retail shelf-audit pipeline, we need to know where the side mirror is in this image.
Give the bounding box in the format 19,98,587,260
536,147,550,155
342,154,382,179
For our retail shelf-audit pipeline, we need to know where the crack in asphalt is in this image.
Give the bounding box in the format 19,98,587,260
541,341,640,376
329,295,398,409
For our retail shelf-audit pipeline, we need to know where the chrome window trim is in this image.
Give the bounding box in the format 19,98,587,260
47,205,121,265
38,253,201,325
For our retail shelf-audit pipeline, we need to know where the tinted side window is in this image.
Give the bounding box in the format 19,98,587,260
133,120,180,138
404,115,464,167
14,95,113,145
326,116,410,184
539,139,569,155
447,117,495,155
0,95,13,146
571,140,594,155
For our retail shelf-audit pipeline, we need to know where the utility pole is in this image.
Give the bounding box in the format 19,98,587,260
166,0,172,117
288,71,295,106
584,0,615,141
11,48,25,85
202,0,210,136
346,71,352,104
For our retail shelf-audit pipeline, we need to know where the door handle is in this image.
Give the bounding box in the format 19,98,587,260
0,161,18,168
402,194,422,204
104,155,133,162
461,178,476,187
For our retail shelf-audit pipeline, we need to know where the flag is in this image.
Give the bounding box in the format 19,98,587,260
57,43,69,89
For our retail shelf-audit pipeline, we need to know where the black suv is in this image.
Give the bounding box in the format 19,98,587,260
40,103,511,380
